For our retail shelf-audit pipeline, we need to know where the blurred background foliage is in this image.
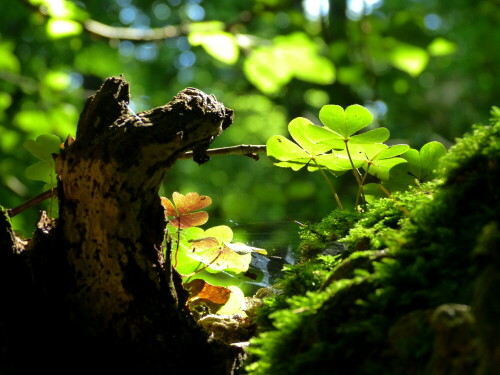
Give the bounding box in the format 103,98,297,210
1,0,499,252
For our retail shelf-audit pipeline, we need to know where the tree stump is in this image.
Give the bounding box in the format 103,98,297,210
0,76,237,374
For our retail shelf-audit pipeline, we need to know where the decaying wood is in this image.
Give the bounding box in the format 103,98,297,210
0,76,238,374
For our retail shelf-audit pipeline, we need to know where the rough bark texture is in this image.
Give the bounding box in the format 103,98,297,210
0,76,237,374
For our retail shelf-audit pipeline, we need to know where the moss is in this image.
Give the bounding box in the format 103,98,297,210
247,111,500,374
254,254,342,332
297,209,362,260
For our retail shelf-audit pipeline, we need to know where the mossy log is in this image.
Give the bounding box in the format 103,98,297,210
0,76,237,374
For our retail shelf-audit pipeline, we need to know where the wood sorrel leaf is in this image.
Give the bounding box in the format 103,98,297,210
366,157,408,181
267,135,310,162
267,118,332,171
349,127,390,144
319,104,373,137
173,192,212,214
24,134,62,161
360,144,410,180
161,192,212,229
402,141,447,181
288,117,331,154
419,141,447,179
305,125,345,150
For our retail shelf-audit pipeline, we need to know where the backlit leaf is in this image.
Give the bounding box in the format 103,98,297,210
170,212,209,229
428,37,456,57
389,42,429,77
25,160,55,183
288,117,331,155
350,127,390,144
377,144,410,159
216,285,246,315
47,19,83,38
184,278,232,305
161,192,212,229
319,104,373,137
24,134,62,160
173,192,212,214
365,157,407,180
189,31,239,65
267,135,309,162
184,279,232,314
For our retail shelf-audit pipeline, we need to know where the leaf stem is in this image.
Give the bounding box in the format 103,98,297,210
314,160,343,210
344,141,366,208
182,251,223,281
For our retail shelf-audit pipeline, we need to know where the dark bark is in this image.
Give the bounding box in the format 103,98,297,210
0,76,238,374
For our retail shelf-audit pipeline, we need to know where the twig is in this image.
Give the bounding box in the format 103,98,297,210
8,187,57,218
84,19,185,41
8,145,267,217
179,144,266,161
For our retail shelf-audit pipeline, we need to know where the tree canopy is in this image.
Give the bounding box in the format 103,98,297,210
1,0,498,244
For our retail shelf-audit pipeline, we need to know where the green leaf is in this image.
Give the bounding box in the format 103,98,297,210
389,42,429,77
243,32,335,94
267,135,309,163
305,125,344,150
350,127,390,144
420,141,447,178
366,157,407,181
0,42,20,73
402,141,447,181
401,148,421,178
319,104,373,137
43,70,71,91
189,31,239,65
345,105,374,135
25,160,55,183
428,37,457,57
216,285,246,315
24,134,62,160
377,144,410,159
205,225,233,243
310,154,360,174
356,144,409,181
267,118,333,171
288,117,331,155
243,47,292,95
319,105,345,133
46,19,83,38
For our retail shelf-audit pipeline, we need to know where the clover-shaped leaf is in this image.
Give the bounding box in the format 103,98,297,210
319,104,373,138
347,143,409,180
179,225,253,274
24,134,62,184
402,141,447,182
24,134,62,161
184,278,232,314
161,192,212,229
267,117,335,172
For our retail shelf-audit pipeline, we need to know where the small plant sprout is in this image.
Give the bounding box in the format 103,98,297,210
24,133,63,217
267,104,446,210
161,192,268,318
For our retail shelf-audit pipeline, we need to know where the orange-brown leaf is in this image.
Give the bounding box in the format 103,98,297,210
160,196,177,217
173,192,212,214
184,279,231,305
169,211,209,229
